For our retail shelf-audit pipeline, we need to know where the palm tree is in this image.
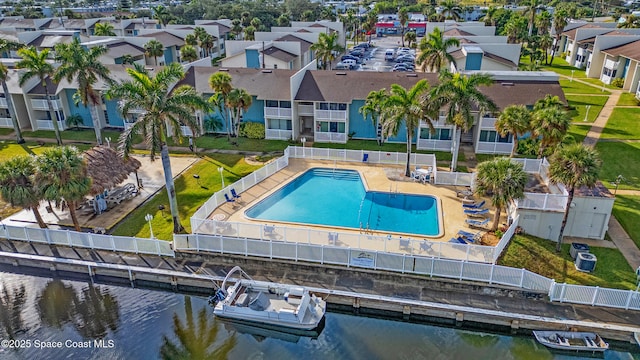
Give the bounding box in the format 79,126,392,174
208,72,233,140
121,54,136,65
524,0,542,37
531,106,571,158
35,146,91,232
548,144,601,252
226,88,252,137
618,15,640,28
359,89,387,145
93,22,115,36
495,105,531,158
549,9,568,65
0,156,47,228
54,38,111,145
180,45,198,63
184,33,198,47
481,6,498,26
231,19,243,39
398,8,409,47
152,5,171,28
244,25,256,41
535,10,552,35
404,31,417,48
277,14,290,27
310,32,344,70
199,34,214,58
534,94,563,111
417,28,460,72
475,158,527,231
432,70,497,171
16,46,62,146
0,40,23,144
440,0,462,20
380,80,435,177
72,286,120,339
106,63,208,233
250,17,262,30
144,39,164,66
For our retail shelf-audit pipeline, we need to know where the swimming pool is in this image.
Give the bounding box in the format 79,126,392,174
244,168,441,236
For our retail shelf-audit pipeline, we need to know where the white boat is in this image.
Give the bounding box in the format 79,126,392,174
533,331,609,352
212,266,326,331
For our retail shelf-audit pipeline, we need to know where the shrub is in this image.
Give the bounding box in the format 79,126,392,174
611,78,624,88
239,122,265,139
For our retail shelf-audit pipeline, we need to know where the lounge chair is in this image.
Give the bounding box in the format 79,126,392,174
464,208,488,217
399,238,411,250
457,230,482,243
448,237,468,244
224,193,235,204
263,224,275,236
419,241,432,253
231,188,241,200
462,200,485,209
465,218,489,228
328,232,339,245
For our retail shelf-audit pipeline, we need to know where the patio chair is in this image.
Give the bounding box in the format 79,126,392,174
420,173,430,184
465,218,489,228
231,188,241,200
328,232,339,245
224,193,236,206
457,230,482,243
448,236,468,244
263,224,275,236
399,238,411,250
463,208,489,217
411,171,421,182
462,200,485,209
419,241,432,253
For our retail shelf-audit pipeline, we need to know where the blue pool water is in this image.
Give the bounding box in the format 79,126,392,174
245,168,440,236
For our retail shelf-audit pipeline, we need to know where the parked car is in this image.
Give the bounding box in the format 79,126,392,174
340,59,357,68
341,55,361,63
335,62,355,70
354,42,370,49
349,49,365,57
384,49,395,61
396,55,415,63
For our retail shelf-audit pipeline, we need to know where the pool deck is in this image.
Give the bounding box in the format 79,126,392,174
206,159,501,253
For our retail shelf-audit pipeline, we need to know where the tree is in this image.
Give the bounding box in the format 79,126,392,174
504,15,527,44
277,14,290,27
440,0,461,21
35,146,91,232
93,22,116,36
380,80,435,177
495,105,531,158
531,106,570,158
548,144,601,252
16,47,62,146
535,10,552,35
152,5,172,27
208,72,233,140
524,0,543,37
184,33,198,47
121,54,136,65
359,89,387,145
398,8,409,47
404,31,417,48
549,9,568,65
618,15,640,28
0,156,47,228
180,45,198,63
244,25,256,41
0,40,23,144
54,38,112,145
106,63,208,233
432,71,497,171
231,19,243,39
199,34,214,58
475,158,527,231
226,88,252,137
144,39,164,66
65,114,83,130
72,285,120,339
310,32,344,70
534,94,563,111
481,6,498,26
417,27,460,72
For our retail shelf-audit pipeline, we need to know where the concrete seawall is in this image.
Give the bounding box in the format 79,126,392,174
0,243,639,348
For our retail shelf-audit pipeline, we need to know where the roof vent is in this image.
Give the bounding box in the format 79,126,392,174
261,69,272,73
501,82,514,86
219,68,229,72
336,72,347,75
406,73,417,77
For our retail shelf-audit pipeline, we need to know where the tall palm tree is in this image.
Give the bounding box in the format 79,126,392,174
417,27,460,72
35,146,91,232
276,14,290,27
231,19,243,39
310,32,344,70
534,94,563,111
432,70,497,171
93,22,116,36
359,89,387,145
481,6,498,26
226,88,252,137
440,0,462,21
398,8,409,47
495,105,531,157
548,144,601,252
0,40,23,144
475,158,527,231
208,72,233,140
531,106,571,158
535,10,552,35
54,38,111,145
180,45,198,63
549,9,568,65
244,25,256,41
184,33,198,47
106,63,208,233
0,156,47,228
144,39,164,66
524,0,542,36
17,47,62,145
152,5,171,28
200,34,214,58
380,80,435,177
404,31,417,48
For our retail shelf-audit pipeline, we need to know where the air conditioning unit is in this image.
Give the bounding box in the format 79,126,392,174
575,252,597,273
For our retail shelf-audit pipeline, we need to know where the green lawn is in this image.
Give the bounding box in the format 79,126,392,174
596,141,640,190
560,79,610,95
498,234,637,290
612,195,640,249
0,128,14,136
313,140,460,162
599,108,640,140
520,56,588,79
566,124,591,144
565,95,608,123
110,154,261,240
0,140,93,162
580,78,619,90
21,129,124,143
167,135,290,153
617,92,639,106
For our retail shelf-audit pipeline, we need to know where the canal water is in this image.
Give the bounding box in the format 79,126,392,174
0,271,637,360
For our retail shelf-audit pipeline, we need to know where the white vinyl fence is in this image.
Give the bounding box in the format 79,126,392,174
0,225,174,257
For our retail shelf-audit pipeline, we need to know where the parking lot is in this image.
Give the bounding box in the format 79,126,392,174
336,36,417,73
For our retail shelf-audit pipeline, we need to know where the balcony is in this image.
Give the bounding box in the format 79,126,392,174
298,104,314,116
36,119,66,131
0,117,12,128
315,131,346,143
314,109,346,121
264,107,292,118
266,128,292,140
416,138,452,151
476,141,513,154
0,97,7,108
479,116,497,129
31,98,63,111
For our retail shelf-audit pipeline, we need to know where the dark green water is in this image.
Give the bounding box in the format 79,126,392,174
0,271,637,360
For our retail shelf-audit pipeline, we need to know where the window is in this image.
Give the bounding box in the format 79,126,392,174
279,101,291,108
419,128,452,140
317,121,345,133
316,102,346,110
265,100,278,108
104,110,110,125
480,130,511,143
273,64,278,69
268,119,291,130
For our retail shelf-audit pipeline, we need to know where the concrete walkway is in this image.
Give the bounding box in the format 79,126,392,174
583,89,622,147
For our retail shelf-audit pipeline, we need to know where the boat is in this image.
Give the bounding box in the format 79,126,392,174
533,331,609,353
211,266,326,331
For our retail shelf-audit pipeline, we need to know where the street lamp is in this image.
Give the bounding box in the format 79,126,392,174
145,213,154,239
571,70,574,82
614,174,624,195
218,167,225,189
